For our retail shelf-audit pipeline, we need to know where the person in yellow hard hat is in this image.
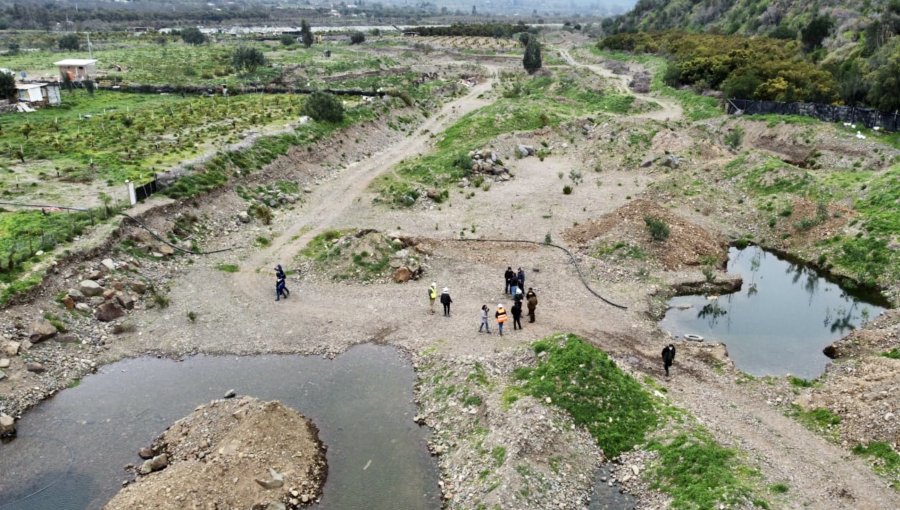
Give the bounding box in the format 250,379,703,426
427,282,438,314
495,303,508,336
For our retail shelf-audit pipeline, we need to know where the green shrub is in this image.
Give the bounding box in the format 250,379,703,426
58,33,80,50
180,27,207,45
216,263,239,273
302,91,345,123
231,46,267,73
724,126,744,150
562,184,573,195
644,216,670,241
350,32,366,45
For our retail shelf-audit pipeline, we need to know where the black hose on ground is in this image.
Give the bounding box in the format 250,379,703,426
453,238,628,310
118,212,237,256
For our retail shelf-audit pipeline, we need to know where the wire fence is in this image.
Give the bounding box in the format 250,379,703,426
727,99,900,132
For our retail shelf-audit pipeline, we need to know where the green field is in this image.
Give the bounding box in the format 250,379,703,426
0,90,304,186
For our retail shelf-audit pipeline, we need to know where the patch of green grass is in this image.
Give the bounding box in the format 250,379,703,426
648,430,755,509
881,348,900,360
513,334,658,457
491,446,507,467
0,272,43,307
42,312,68,333
788,376,815,388
215,263,239,273
254,236,271,248
744,158,811,195
851,441,900,489
298,230,348,261
467,362,490,386
769,482,789,494
789,405,841,438
594,241,647,261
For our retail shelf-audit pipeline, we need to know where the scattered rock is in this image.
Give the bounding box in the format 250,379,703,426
255,468,285,490
129,281,148,295
66,289,85,302
139,454,169,475
0,413,15,437
25,362,46,373
116,293,136,311
0,358,9,368
3,341,21,357
55,333,79,344
393,266,413,283
158,244,176,256
0,370,5,382
101,259,116,272
80,280,104,297
96,302,126,322
29,319,58,343
138,447,155,459
224,389,237,399
62,296,76,310
75,303,92,313
237,211,251,224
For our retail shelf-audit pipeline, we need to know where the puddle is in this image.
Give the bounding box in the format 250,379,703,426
0,344,441,509
660,246,887,379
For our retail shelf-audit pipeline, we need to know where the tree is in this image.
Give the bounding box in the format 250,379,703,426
301,91,344,122
350,31,365,45
58,33,80,51
801,16,834,51
279,34,296,46
181,27,207,45
0,71,15,101
7,41,19,55
300,20,314,48
865,41,900,111
523,37,542,74
231,46,267,73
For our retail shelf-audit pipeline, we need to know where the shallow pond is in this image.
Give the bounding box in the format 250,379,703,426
660,246,887,379
0,344,441,509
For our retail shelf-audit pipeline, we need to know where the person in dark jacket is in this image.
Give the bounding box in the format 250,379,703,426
511,301,523,330
275,265,289,301
504,267,515,294
516,267,525,292
440,287,452,316
526,288,537,323
662,344,676,377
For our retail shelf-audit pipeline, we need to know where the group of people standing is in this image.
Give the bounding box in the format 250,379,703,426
427,267,539,337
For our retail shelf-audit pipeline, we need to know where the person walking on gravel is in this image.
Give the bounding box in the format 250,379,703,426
504,267,515,295
275,265,290,301
516,267,525,293
662,344,676,377
440,287,453,317
526,288,538,323
511,300,523,331
479,305,492,334
427,282,438,314
495,304,508,336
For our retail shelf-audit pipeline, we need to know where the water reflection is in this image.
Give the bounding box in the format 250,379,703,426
0,345,441,510
661,246,886,378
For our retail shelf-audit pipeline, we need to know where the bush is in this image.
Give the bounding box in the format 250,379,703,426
645,216,670,241
801,16,834,51
300,20,314,48
279,34,296,46
181,27,207,45
231,46,267,73
0,71,15,101
523,38,542,74
724,126,743,150
302,91,344,123
58,33,80,51
350,31,365,45
562,184,573,195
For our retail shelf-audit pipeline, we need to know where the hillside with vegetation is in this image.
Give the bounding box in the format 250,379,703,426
601,1,900,110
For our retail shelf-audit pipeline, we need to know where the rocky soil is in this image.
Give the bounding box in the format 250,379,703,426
105,397,326,509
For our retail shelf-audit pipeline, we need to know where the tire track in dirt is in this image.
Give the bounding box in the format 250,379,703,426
557,48,683,122
233,74,498,292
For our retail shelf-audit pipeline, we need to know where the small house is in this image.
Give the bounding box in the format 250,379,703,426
16,83,62,106
55,59,98,82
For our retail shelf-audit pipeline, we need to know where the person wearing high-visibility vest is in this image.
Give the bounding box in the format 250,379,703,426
495,303,508,336
427,282,438,314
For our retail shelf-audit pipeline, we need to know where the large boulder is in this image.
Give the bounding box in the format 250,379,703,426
96,302,125,322
29,319,58,343
79,280,104,297
2,341,20,357
139,454,169,475
0,413,15,437
393,266,413,283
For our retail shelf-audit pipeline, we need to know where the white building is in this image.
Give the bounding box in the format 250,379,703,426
16,83,62,106
55,59,98,82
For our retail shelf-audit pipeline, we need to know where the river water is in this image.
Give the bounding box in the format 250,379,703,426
0,344,441,509
660,246,887,379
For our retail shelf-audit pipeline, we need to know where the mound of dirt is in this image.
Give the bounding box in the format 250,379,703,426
298,229,431,283
564,199,727,269
805,309,900,447
105,397,327,510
